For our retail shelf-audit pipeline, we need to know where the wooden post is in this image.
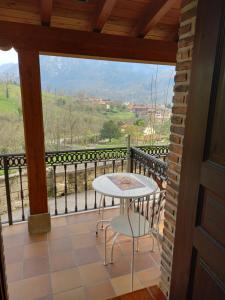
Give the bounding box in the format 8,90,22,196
17,49,50,233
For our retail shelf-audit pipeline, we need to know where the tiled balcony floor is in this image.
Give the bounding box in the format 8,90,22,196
2,208,161,300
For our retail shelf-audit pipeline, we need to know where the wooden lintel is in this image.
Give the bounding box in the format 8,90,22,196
93,0,117,32
0,21,177,64
40,0,53,26
134,0,177,38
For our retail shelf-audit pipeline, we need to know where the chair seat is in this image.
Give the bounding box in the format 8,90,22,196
110,212,150,238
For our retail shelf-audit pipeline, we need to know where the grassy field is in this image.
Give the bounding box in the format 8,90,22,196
0,84,21,114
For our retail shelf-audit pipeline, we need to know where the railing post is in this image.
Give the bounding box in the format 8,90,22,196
126,135,133,173
3,157,12,225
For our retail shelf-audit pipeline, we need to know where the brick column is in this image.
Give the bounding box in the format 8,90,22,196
159,0,198,298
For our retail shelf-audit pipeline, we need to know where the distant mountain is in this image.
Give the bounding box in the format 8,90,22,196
0,56,175,104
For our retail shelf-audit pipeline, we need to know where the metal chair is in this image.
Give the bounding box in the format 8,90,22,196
96,194,108,235
104,190,166,291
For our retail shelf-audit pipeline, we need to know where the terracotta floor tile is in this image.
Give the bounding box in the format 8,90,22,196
48,237,72,254
133,252,156,272
105,259,131,278
23,256,50,278
67,222,90,235
136,266,161,288
53,287,86,300
71,233,96,249
2,223,26,236
50,250,76,272
110,274,143,296
6,262,23,283
119,240,133,255
24,232,48,244
51,267,82,294
3,233,25,248
4,245,24,264
36,296,53,300
86,280,116,300
24,241,49,259
86,220,98,232
8,274,51,300
96,244,123,263
79,262,109,286
47,226,69,241
150,251,161,265
74,246,101,266
51,217,67,228
3,210,162,300
67,212,98,225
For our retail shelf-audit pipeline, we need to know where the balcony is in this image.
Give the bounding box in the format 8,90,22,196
0,145,168,224
1,145,168,300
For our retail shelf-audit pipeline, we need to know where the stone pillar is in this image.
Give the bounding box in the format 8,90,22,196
159,0,198,298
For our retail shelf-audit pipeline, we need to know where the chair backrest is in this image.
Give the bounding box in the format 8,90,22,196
127,190,166,238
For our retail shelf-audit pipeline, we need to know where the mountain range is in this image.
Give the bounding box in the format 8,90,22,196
0,55,175,104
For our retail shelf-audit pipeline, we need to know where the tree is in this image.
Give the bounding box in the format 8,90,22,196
100,120,121,142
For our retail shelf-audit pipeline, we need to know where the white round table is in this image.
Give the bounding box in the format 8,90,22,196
92,172,158,215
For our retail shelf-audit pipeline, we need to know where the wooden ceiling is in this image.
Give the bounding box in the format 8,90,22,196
0,0,181,42
0,0,182,64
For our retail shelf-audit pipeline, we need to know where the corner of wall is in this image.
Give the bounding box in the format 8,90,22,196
159,0,199,298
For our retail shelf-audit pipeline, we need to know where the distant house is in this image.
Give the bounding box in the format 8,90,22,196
143,126,155,136
92,98,112,109
129,104,156,117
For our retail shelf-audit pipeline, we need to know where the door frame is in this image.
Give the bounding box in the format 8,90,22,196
170,0,225,299
0,223,8,300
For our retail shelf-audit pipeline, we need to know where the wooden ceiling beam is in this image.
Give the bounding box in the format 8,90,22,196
93,0,117,32
0,21,177,64
40,0,53,26
133,0,177,38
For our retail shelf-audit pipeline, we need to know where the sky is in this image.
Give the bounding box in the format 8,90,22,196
0,48,18,65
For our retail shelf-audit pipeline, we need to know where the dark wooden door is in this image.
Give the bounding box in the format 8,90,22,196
170,0,225,299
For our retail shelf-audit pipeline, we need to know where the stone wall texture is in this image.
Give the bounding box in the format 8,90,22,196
159,0,198,298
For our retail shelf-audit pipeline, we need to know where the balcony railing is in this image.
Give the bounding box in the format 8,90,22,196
0,145,168,225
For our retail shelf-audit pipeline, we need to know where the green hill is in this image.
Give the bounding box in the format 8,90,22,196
0,83,137,154
0,83,21,114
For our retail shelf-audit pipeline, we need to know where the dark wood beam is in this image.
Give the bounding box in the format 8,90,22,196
0,21,177,64
40,0,53,26
17,49,48,215
133,0,177,38
93,0,117,32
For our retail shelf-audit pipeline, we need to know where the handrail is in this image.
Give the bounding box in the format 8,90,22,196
0,145,169,170
131,147,168,182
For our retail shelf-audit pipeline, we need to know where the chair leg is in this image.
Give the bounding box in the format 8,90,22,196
96,219,110,236
110,232,120,264
98,194,103,215
151,233,155,252
101,196,106,229
131,238,135,292
135,237,139,252
104,224,110,266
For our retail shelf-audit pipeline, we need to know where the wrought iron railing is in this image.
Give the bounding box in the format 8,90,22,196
131,147,168,188
0,145,168,224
